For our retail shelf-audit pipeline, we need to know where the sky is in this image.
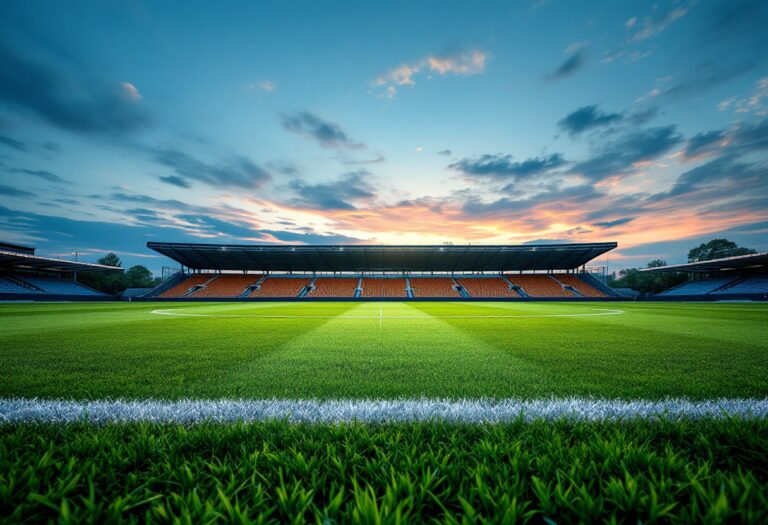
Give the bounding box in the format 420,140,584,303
0,0,767,273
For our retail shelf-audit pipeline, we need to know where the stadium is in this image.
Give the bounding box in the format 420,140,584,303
1,237,767,521
2,0,768,522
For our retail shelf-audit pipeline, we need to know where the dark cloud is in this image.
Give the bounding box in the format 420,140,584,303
661,156,767,199
261,230,362,244
460,184,601,218
438,149,452,156
627,107,659,126
0,184,34,197
0,40,150,137
449,153,566,180
289,170,376,210
558,105,623,136
0,134,27,151
592,217,635,229
340,153,386,165
158,175,192,188
281,111,365,150
8,167,68,184
547,48,587,80
176,215,258,239
683,130,725,159
663,0,768,97
152,147,271,190
572,126,683,180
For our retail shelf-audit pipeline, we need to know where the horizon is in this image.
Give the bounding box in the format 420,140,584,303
1,0,767,273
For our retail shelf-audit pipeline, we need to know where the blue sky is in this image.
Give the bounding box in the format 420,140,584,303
0,0,767,272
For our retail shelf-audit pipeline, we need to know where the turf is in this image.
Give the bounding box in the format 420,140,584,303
1,301,767,400
1,419,766,523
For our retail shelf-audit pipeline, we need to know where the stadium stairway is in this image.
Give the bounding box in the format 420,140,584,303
299,277,317,298
355,277,363,298
501,275,528,297
452,277,470,298
185,275,220,297
405,277,414,299
548,275,581,297
146,272,188,297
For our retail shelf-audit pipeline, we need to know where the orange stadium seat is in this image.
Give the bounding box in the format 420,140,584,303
410,278,460,298
361,278,407,297
458,277,518,297
160,274,214,298
553,274,605,297
506,275,573,297
309,278,359,297
194,274,262,298
249,277,308,297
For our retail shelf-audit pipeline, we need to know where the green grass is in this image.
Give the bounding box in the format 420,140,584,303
1,419,766,523
1,301,767,400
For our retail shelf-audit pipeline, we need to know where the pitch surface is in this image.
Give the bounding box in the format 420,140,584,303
1,301,766,400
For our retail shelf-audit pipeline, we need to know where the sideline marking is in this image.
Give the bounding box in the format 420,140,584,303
2,397,766,424
150,307,626,320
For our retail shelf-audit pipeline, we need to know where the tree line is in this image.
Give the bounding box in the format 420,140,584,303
607,239,756,295
78,253,160,295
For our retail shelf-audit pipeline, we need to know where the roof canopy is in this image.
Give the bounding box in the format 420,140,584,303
147,242,616,272
0,249,123,273
640,251,768,274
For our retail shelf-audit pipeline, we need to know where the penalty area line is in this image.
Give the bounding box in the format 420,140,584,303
1,397,767,424
149,308,626,320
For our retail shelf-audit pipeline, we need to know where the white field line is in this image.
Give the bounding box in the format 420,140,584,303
150,308,626,320
1,398,766,424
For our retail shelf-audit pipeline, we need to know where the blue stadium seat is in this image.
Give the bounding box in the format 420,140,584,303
15,276,104,295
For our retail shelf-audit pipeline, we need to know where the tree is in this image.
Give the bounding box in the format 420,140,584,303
97,253,122,268
688,239,756,262
646,259,667,268
125,265,157,288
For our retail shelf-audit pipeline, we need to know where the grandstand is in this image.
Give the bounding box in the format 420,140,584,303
145,241,624,300
0,241,120,300
309,278,360,297
409,278,460,298
645,252,768,299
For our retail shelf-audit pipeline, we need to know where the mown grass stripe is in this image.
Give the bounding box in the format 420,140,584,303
2,397,767,424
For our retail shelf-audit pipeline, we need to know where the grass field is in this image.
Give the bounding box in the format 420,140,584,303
1,301,767,400
2,300,767,523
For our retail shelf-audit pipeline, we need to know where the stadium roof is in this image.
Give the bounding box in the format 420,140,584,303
0,249,123,273
640,251,768,273
147,241,617,272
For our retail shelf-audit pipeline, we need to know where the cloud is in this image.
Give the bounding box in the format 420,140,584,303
0,40,150,137
247,80,275,92
627,107,659,126
547,47,587,80
158,175,192,188
438,149,452,156
718,77,768,116
8,167,69,184
0,134,27,151
0,184,34,197
373,50,487,97
592,217,635,229
281,111,365,150
289,170,376,210
629,1,693,43
558,105,623,136
571,126,683,180
449,153,566,181
152,147,271,189
683,130,726,159
660,155,767,199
